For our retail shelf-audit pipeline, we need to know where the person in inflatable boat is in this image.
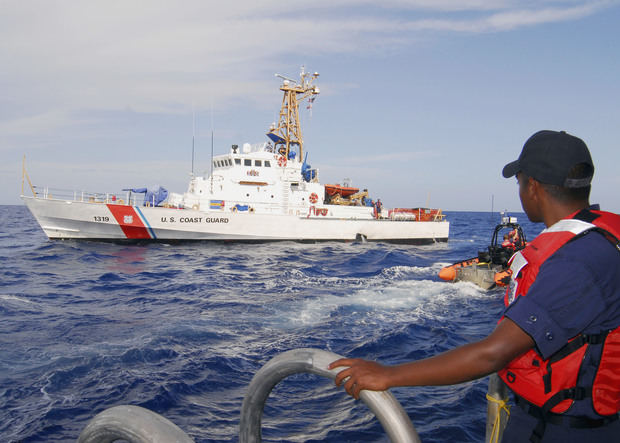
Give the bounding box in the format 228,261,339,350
502,234,516,251
330,130,620,443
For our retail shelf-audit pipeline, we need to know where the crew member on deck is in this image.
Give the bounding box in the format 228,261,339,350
374,199,383,218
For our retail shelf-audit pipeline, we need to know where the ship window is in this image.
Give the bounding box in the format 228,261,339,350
213,161,217,168
244,159,252,166
255,160,262,167
264,160,271,167
235,158,241,165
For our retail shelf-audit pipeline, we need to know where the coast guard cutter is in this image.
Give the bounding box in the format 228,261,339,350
22,68,449,243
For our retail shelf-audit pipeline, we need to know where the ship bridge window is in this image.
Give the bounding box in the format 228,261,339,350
255,160,262,167
264,160,271,167
244,159,252,166
235,158,241,165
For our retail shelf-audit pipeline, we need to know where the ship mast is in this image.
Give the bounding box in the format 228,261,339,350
267,67,320,162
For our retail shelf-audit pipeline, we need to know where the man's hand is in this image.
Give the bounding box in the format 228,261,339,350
329,358,392,399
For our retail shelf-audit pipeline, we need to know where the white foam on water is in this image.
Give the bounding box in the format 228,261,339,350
287,273,488,327
0,294,34,304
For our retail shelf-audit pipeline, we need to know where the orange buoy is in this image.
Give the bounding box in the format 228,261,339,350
439,266,457,282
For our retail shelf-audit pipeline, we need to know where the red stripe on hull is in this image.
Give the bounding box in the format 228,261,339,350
106,205,152,239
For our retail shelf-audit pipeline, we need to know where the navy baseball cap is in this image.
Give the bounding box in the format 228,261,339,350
502,130,594,188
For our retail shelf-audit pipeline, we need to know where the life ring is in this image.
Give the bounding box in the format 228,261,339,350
309,192,318,204
249,207,255,213
277,156,287,167
232,206,237,212
192,204,199,210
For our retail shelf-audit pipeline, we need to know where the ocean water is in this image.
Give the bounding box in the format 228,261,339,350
0,205,544,442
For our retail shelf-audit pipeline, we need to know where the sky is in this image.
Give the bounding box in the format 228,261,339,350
2,0,620,212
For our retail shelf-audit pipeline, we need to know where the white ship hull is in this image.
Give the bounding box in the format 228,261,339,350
22,196,449,244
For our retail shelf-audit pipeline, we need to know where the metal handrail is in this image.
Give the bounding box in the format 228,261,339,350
239,348,421,443
77,405,194,443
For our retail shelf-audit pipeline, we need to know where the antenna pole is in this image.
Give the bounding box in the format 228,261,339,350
191,108,195,175
210,103,214,194
210,129,214,193
22,155,37,197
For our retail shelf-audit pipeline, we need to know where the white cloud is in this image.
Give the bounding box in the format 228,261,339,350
0,0,616,148
484,2,605,31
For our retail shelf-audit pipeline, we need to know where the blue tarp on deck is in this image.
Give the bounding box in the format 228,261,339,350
123,186,169,207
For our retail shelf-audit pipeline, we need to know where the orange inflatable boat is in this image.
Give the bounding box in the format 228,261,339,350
439,257,513,290
439,218,526,290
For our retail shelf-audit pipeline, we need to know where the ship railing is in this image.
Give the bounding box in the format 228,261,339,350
31,185,143,206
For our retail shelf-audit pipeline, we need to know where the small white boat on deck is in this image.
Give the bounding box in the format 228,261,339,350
21,68,449,243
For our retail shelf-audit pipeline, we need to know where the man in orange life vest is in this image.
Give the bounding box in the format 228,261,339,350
329,130,620,442
502,234,516,252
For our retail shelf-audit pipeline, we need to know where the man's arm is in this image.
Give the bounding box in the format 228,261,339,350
328,318,534,399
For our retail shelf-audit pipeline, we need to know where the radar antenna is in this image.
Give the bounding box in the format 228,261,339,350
267,66,320,162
